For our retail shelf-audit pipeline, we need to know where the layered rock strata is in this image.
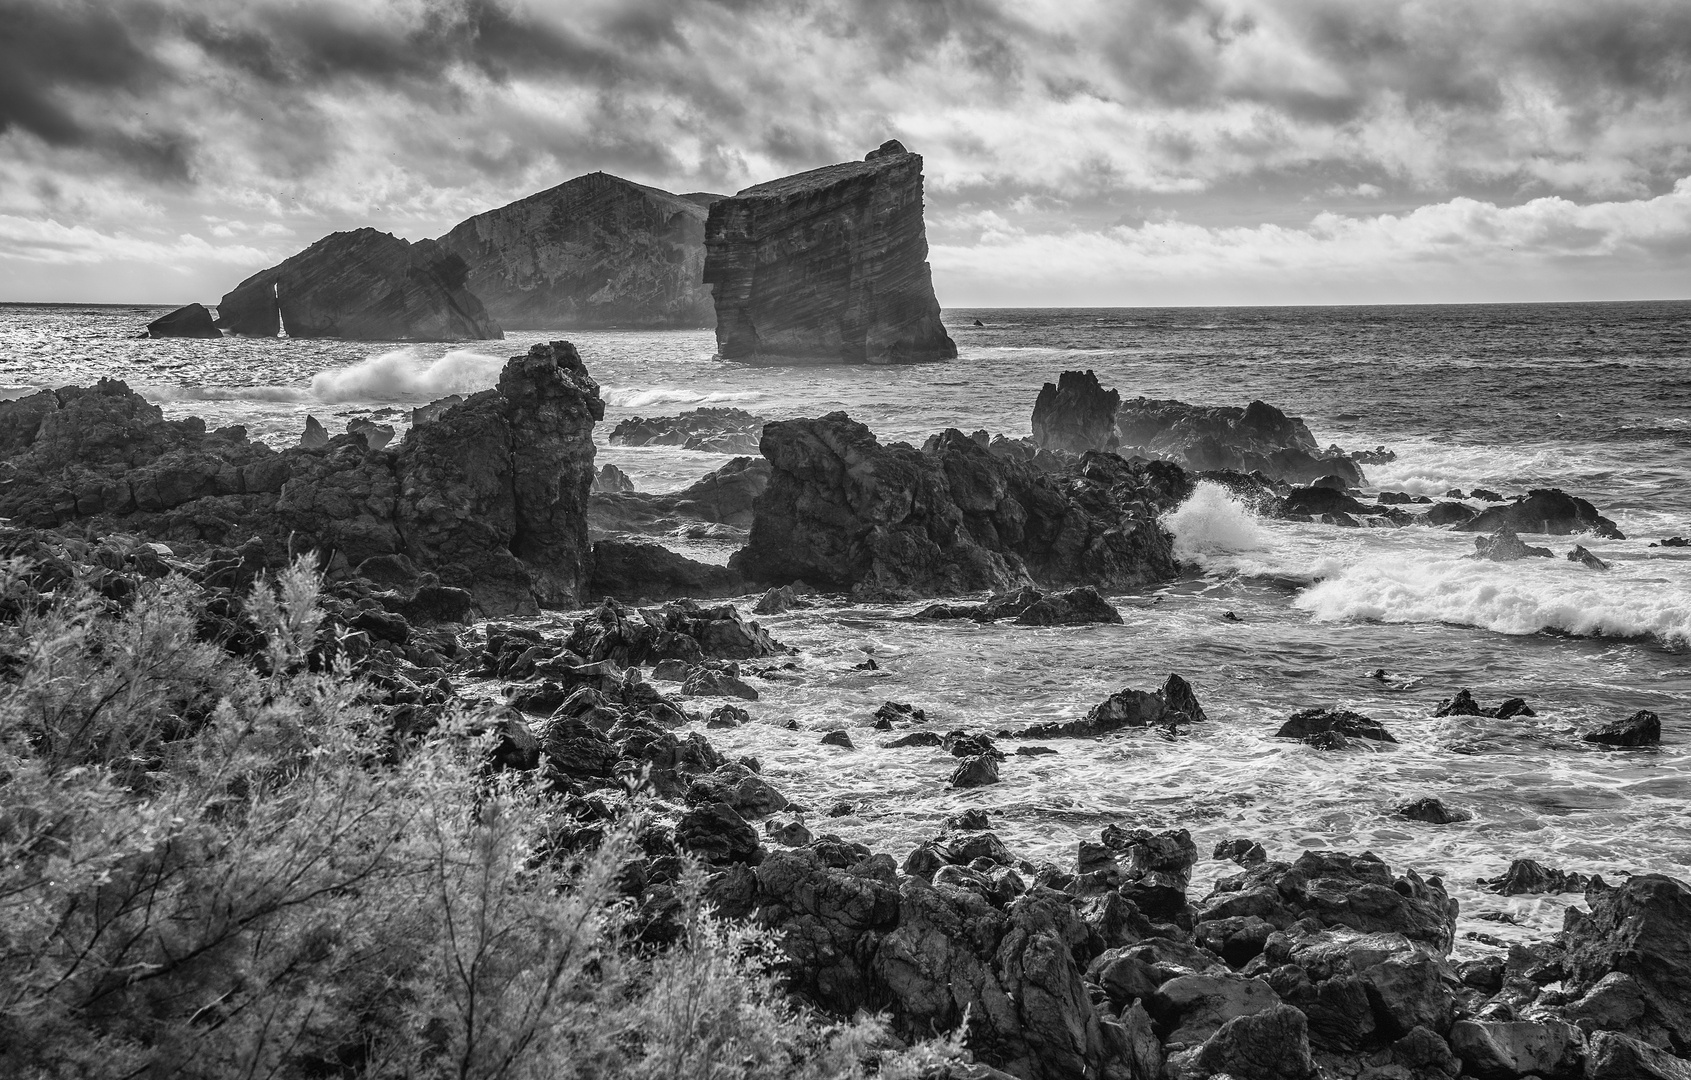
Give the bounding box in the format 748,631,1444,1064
703,140,956,365
728,412,1180,599
0,341,601,614
217,227,501,341
435,172,720,329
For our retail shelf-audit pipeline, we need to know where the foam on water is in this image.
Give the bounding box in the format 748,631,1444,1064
308,348,508,403
1295,551,1691,647
1364,439,1602,496
1163,482,1274,564
602,385,764,409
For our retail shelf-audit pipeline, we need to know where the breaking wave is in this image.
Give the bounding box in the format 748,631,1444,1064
1163,482,1273,565
602,386,764,409
308,348,506,403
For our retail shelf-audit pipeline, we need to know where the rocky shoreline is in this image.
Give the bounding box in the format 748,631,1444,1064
2,341,1679,1080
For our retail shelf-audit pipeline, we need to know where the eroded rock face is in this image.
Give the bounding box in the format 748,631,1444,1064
217,228,501,341
1562,874,1691,1053
730,413,1179,600
703,140,956,365
1033,370,1121,454
1115,396,1363,486
0,343,603,615
436,172,720,329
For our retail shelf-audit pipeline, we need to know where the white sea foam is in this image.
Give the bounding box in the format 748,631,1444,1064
602,385,764,409
1365,440,1598,495
140,384,311,403
308,348,506,403
1294,553,1691,646
1163,482,1273,564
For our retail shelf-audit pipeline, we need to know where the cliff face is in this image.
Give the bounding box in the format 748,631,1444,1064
703,140,956,365
435,173,721,329
217,228,502,342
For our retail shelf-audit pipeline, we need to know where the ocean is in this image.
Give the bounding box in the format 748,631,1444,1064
3,299,1688,954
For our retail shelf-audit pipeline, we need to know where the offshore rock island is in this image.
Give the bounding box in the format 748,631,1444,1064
703,140,957,365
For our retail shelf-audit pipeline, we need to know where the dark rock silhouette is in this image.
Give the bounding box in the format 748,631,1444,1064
1274,708,1397,744
703,140,956,365
1116,396,1364,486
587,539,745,602
217,228,501,341
729,413,1178,599
1032,370,1121,454
609,407,765,455
436,172,721,329
1584,710,1662,747
590,456,771,534
1471,527,1554,560
0,342,602,615
1457,488,1626,539
145,303,221,338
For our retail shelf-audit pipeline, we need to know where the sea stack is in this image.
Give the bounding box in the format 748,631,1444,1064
703,140,956,365
217,228,502,341
436,173,722,329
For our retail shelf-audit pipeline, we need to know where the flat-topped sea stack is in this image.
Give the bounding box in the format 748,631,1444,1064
703,140,956,365
436,172,722,329
217,228,502,342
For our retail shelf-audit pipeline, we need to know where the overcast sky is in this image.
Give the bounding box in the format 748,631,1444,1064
4,0,1691,307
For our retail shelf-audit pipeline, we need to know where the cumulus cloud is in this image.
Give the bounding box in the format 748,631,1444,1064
2,0,1690,302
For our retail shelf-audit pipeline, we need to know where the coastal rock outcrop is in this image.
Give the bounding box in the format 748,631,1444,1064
703,140,956,365
145,303,221,338
589,456,771,534
0,342,602,614
217,228,501,341
608,407,766,454
1457,488,1626,539
728,413,1179,599
1115,396,1363,486
435,172,720,329
1032,370,1120,454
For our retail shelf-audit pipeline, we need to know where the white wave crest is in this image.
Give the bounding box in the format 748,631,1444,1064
1294,554,1691,646
1163,481,1273,563
309,348,506,403
603,385,764,409
1365,440,1595,495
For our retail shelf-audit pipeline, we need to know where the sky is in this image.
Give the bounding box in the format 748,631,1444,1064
3,0,1691,307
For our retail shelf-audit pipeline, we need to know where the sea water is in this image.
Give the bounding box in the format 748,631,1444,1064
3,300,1688,953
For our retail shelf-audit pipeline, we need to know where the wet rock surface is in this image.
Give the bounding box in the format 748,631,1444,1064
1010,674,1206,739
609,407,766,454
703,141,956,365
144,302,221,338
1115,395,1366,486
589,455,770,534
1032,370,1121,454
1457,488,1626,539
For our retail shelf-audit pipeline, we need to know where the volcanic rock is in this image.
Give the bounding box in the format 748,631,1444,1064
730,413,1179,599
949,755,1000,788
1397,797,1473,824
590,456,771,534
1569,544,1612,571
587,539,744,602
1196,1005,1318,1080
217,228,500,341
1115,396,1364,486
346,418,394,450
609,407,765,454
1014,674,1205,739
1448,1019,1586,1080
1562,874,1691,1053
1583,710,1662,747
145,302,221,338
592,463,635,493
1482,859,1591,896
1472,527,1554,560
435,171,719,329
1032,370,1121,453
1584,1031,1691,1080
916,585,1122,626
703,140,956,365
1275,708,1397,744
1458,488,1625,539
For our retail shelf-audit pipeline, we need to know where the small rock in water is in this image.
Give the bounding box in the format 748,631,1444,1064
946,808,992,830
1583,709,1661,747
874,700,927,724
1472,487,1504,501
1275,707,1397,744
1015,745,1057,756
1481,858,1591,895
820,729,855,749
883,731,943,748
826,800,853,817
145,302,222,338
591,462,636,493
706,704,748,728
1656,536,1690,547
1568,544,1611,571
764,817,813,847
299,414,330,448
1397,796,1473,824
752,584,802,614
973,318,984,327
1471,527,1553,561
1446,488,1466,498
1222,610,1241,622
852,657,879,670
950,755,1000,788
1213,838,1268,867
1433,689,1484,717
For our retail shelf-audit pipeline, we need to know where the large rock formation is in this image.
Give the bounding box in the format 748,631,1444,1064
1455,488,1626,539
1033,371,1120,454
727,412,1179,599
703,140,956,365
145,303,221,339
1115,396,1363,486
216,228,502,341
435,172,721,329
0,342,601,614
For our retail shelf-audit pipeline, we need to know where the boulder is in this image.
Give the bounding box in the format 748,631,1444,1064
1569,544,1612,571
591,463,636,493
687,762,788,818
1274,708,1397,744
1032,370,1121,454
1562,874,1691,1053
1115,396,1364,486
754,846,902,1010
1151,973,1280,1045
1013,674,1204,739
1196,1004,1318,1080
1482,859,1591,896
676,799,761,865
917,585,1123,626
609,407,766,454
1585,1031,1691,1080
950,755,1001,788
1448,1019,1585,1080
590,456,771,534
1472,527,1555,560
434,171,720,330
1397,796,1472,824
731,414,1179,599
564,597,783,666
703,140,956,365
145,302,221,338
1584,710,1661,747
217,227,501,341
1457,489,1625,540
